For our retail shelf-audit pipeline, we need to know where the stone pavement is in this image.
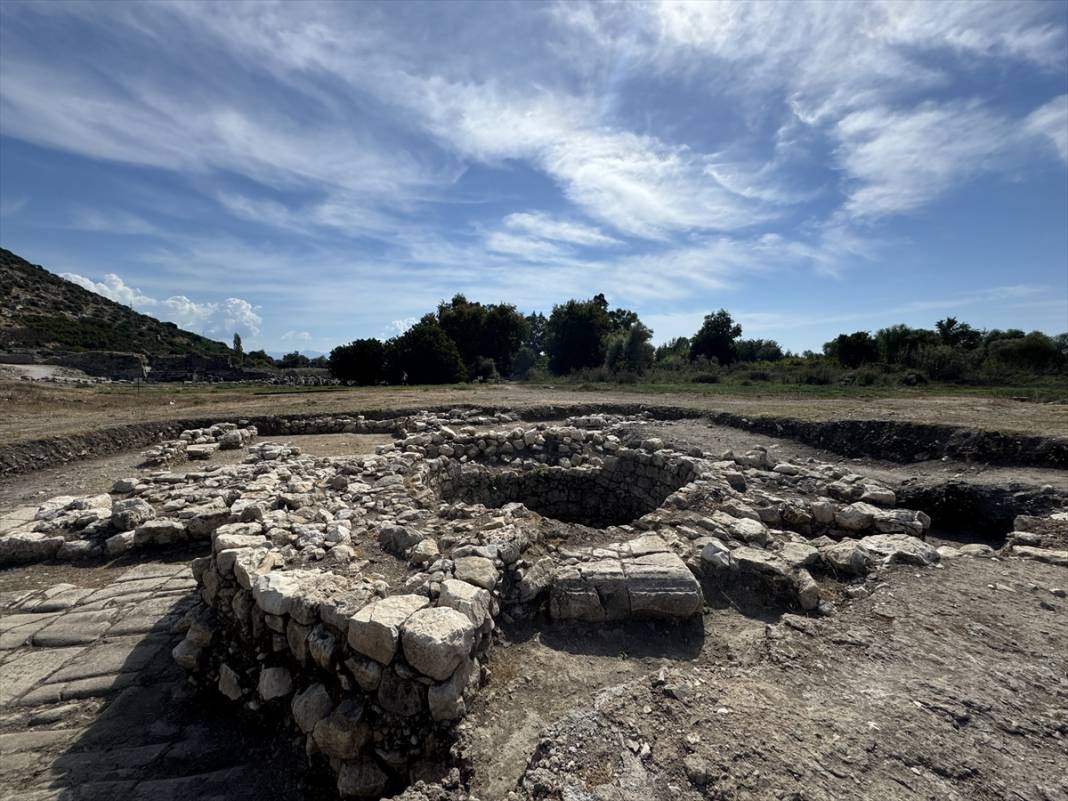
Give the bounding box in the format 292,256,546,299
0,562,304,801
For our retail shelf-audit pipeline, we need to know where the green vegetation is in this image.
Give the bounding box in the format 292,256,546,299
326,290,1066,395
0,248,233,357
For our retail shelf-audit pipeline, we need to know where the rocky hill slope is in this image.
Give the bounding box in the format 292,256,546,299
0,248,232,357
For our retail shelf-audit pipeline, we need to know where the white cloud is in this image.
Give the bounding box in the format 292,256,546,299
503,212,620,247
60,272,157,308
68,207,159,235
1025,95,1068,163
834,98,1068,218
60,270,262,339
485,231,567,261
280,330,312,342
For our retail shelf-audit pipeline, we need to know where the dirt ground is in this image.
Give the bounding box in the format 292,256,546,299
470,556,1068,801
1,398,1066,800
2,379,1066,447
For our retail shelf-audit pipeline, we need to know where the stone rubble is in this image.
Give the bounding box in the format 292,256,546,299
4,408,1061,800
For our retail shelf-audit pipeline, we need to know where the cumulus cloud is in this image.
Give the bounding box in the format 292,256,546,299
60,271,262,339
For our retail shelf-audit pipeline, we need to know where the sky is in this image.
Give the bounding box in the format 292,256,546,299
1,0,1066,355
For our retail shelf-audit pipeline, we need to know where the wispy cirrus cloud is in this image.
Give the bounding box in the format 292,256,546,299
0,0,1064,351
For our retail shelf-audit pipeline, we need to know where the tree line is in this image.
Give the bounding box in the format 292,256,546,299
325,294,1066,386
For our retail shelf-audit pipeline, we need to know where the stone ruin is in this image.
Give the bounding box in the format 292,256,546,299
3,408,1065,798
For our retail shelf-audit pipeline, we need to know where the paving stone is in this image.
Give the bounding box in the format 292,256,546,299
47,636,168,683
0,646,85,706
33,611,117,647
0,727,82,754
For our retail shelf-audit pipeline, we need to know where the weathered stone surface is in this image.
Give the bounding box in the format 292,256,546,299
0,531,64,565
347,594,429,665
836,502,880,532
185,498,231,538
313,699,369,759
1011,545,1068,566
731,546,790,578
821,539,870,575
257,666,293,701
218,663,242,700
428,658,478,721
453,556,498,590
111,498,155,531
336,759,388,798
376,667,425,716
401,607,476,681
624,552,703,618
858,534,939,565
291,683,333,733
437,579,492,628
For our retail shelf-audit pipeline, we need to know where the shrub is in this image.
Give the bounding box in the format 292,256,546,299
747,370,771,382
692,372,720,384
916,344,972,381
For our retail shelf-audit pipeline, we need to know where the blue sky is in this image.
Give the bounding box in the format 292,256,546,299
1,1,1065,354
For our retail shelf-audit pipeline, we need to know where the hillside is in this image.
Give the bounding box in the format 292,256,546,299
0,248,232,357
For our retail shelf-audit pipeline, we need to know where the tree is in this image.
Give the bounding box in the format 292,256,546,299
436,294,527,377
935,317,982,350
654,337,690,369
735,338,784,362
544,297,614,375
689,310,743,365
328,338,385,385
384,315,466,384
524,312,547,353
479,303,527,376
232,333,243,364
875,324,937,366
278,351,311,368
823,331,878,368
620,322,655,373
244,349,275,367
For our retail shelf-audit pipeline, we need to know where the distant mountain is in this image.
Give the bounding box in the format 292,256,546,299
0,248,232,357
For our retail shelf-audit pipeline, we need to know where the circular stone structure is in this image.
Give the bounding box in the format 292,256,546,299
1,407,955,799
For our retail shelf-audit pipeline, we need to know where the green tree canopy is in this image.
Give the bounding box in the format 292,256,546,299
384,315,466,384
328,338,385,385
689,309,743,365
544,297,614,375
823,331,878,368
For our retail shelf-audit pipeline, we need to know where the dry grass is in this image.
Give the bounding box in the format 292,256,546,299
2,379,1065,447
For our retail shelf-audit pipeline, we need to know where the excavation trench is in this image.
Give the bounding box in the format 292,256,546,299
433,455,696,529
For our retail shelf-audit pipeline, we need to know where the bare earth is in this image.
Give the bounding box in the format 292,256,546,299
1,386,1066,801
2,380,1066,447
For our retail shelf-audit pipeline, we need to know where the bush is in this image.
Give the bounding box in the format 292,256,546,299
801,366,834,385
747,370,771,382
916,344,972,381
691,372,720,384
986,332,1064,373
